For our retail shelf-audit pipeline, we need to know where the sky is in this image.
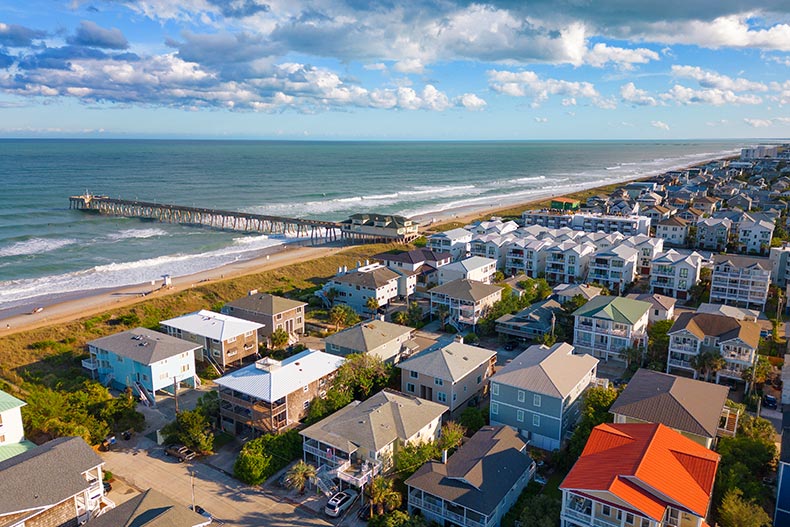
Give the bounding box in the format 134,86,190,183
3,1,790,139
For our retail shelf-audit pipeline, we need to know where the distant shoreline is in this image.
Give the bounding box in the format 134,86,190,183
0,150,737,337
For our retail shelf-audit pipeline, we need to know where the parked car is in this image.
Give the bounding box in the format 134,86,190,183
325,489,358,518
763,394,778,409
165,444,197,462
103,481,112,493
190,505,213,523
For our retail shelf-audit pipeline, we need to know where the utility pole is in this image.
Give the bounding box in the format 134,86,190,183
190,469,196,511
173,377,179,414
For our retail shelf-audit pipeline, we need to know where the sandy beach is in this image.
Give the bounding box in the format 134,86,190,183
0,152,730,338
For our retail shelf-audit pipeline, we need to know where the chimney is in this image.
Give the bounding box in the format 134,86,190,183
454,335,464,344
248,289,258,296
441,449,448,464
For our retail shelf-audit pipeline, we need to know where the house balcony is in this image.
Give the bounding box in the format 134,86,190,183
409,496,487,527
670,343,698,353
668,358,693,369
561,509,621,527
338,458,383,487
718,368,746,379
723,353,754,365
651,276,675,286
82,358,99,371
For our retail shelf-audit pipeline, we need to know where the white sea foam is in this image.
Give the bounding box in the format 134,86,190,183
0,237,77,258
107,228,169,241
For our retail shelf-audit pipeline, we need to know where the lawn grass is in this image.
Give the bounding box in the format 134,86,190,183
0,242,407,387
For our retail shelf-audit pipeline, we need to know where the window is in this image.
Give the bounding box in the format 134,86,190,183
602,505,611,516
533,394,541,407
437,392,447,403
626,514,634,525
435,378,444,386
654,309,659,316
492,383,499,396
491,402,499,415
276,313,283,320
0,435,4,443
476,375,482,384
453,393,457,401
463,385,467,392
533,414,540,427
517,390,525,402
517,410,524,422
227,336,236,343
117,356,123,363
303,385,309,392
303,400,310,410
410,371,419,379
181,364,189,373
679,268,688,278
406,383,415,393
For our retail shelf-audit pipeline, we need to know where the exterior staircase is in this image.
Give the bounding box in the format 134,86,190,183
204,353,224,376
314,464,340,497
102,373,114,388
133,382,156,407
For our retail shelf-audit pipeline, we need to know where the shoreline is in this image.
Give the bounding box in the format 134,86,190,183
0,150,737,337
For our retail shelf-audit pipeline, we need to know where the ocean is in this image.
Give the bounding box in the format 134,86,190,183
0,139,746,312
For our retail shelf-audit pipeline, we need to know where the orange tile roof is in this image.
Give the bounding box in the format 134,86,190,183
560,423,719,520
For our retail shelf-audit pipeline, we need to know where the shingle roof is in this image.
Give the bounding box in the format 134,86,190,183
0,437,103,515
572,296,651,325
497,299,562,330
405,426,531,517
609,369,729,439
86,488,211,527
490,343,598,398
374,248,451,265
88,328,202,365
0,390,26,413
560,423,719,520
658,216,689,227
431,279,502,303
300,389,447,453
332,266,400,289
625,293,676,312
669,312,760,348
553,284,602,301
161,310,263,341
324,320,413,353
397,342,495,383
712,254,771,271
441,256,497,274
223,293,306,316
214,349,344,403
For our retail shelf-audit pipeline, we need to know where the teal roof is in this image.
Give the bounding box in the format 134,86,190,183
572,296,651,325
0,440,36,462
0,390,26,413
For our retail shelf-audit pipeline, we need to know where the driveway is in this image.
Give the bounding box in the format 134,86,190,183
101,434,332,527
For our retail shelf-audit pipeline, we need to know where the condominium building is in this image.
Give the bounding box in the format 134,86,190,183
649,249,703,300
621,235,664,275
544,241,596,285
585,245,638,295
469,234,514,268
521,211,650,236
504,238,551,278
738,216,774,255
770,242,790,287
572,296,651,364
655,216,689,246
709,254,771,311
696,217,732,251
437,257,498,285
427,228,472,261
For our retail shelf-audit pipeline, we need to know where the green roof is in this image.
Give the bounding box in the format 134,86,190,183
0,390,26,413
0,440,36,463
572,296,651,325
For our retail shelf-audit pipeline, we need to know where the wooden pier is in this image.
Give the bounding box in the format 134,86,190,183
69,194,344,244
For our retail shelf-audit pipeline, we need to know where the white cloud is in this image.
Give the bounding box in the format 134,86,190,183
363,63,387,71
620,82,657,106
562,97,576,106
584,42,659,69
660,84,763,105
706,119,729,127
651,120,670,131
487,69,611,108
534,117,548,123
457,93,487,111
671,65,767,92
393,59,424,74
632,15,790,51
744,117,790,127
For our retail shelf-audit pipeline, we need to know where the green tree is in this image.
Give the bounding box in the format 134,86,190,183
516,493,562,527
284,460,317,494
646,319,672,369
329,305,346,330
162,408,213,454
270,327,290,350
436,304,450,331
407,301,424,326
394,441,440,478
562,294,588,314
392,311,409,325
622,346,644,371
195,390,220,425
369,510,426,527
366,296,380,317
566,386,619,460
717,489,771,527
493,270,505,283
438,421,466,452
691,351,726,382
463,332,479,344
324,287,339,307
333,353,391,400
459,406,486,434
234,449,272,485
738,414,776,443
367,476,403,516
742,356,772,391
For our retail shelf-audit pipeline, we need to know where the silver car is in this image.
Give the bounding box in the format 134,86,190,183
324,489,359,518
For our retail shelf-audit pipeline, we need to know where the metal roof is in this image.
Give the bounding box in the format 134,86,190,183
0,390,26,413
160,310,263,341
572,296,651,325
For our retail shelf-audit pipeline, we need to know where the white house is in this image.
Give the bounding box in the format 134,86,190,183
738,216,774,255
469,234,514,268
572,296,651,364
586,244,638,295
0,390,35,462
655,216,689,246
427,228,472,261
505,238,552,278
430,279,503,330
625,293,676,323
544,241,596,285
437,256,498,285
621,235,664,275
649,249,703,300
710,254,771,312
770,242,790,287
696,217,733,251
322,262,400,314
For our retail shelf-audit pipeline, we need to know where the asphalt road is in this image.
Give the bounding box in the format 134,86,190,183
101,437,333,527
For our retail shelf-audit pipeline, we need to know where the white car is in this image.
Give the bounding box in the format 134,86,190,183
324,489,359,518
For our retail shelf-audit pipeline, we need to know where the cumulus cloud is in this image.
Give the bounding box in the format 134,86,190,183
67,21,129,49
584,43,659,69
744,117,790,127
620,82,657,106
651,120,670,131
487,69,613,108
671,65,767,91
660,84,763,105
0,23,46,47
457,93,487,111
207,0,269,18
534,117,548,123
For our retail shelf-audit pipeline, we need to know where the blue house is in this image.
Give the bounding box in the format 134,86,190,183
489,342,598,451
86,328,201,406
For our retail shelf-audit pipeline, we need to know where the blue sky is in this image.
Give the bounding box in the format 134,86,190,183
3,0,790,139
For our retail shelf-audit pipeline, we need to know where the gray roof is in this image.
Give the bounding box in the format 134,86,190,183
374,248,451,265
609,369,729,439
88,328,202,365
0,437,103,515
405,426,531,517
86,488,211,527
496,299,562,330
397,342,495,383
431,279,502,303
712,254,771,271
553,283,602,301
625,293,676,312
300,389,447,453
325,320,413,353
490,343,598,398
223,293,306,316
333,266,400,289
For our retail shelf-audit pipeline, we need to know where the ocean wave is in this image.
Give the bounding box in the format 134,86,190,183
0,237,77,258
107,228,169,241
508,176,546,184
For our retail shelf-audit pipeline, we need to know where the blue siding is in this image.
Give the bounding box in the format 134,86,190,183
490,382,562,446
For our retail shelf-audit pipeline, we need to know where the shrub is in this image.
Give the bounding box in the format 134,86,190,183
233,429,303,485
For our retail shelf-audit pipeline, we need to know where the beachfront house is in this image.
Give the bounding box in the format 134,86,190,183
324,320,416,364
160,310,262,374
609,369,735,449
398,340,496,413
427,228,472,261
429,279,503,331
221,292,306,347
559,423,719,527
696,217,733,251
737,216,774,255
0,437,114,526
709,254,771,311
655,216,689,246
666,312,760,388
0,390,35,462
521,211,651,236
649,249,703,300
496,299,563,341
466,219,519,236
214,349,344,436
490,343,598,451
301,389,446,492
572,296,651,364
406,426,535,527
544,241,596,285
625,293,676,323
374,247,452,286
585,244,638,295
86,328,201,406
340,213,420,242
437,256,497,285
321,262,400,314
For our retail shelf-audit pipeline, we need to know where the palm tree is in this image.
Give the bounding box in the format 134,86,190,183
329,305,346,331
284,460,316,495
436,305,450,331
365,296,380,319
367,476,402,516
690,351,726,382
324,287,339,307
